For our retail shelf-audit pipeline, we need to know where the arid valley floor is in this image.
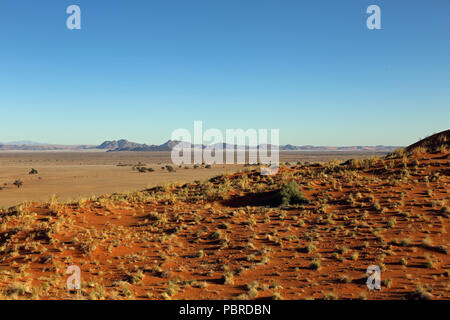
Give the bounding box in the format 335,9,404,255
0,151,386,208
0,143,448,300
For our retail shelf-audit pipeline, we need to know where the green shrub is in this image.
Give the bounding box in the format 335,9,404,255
165,165,175,172
275,181,309,206
13,179,23,188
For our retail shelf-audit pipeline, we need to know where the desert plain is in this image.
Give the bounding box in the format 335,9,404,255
0,150,386,208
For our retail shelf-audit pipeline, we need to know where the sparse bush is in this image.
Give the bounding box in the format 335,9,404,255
306,242,317,254
310,258,321,270
29,168,38,175
222,272,234,284
400,238,412,247
275,181,309,206
211,230,222,240
323,292,338,300
126,270,144,284
271,292,283,300
410,286,433,300
441,206,449,218
383,278,393,288
387,218,396,228
13,179,23,188
373,201,381,211
195,250,204,258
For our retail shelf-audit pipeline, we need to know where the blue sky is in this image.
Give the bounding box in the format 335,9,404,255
0,0,449,146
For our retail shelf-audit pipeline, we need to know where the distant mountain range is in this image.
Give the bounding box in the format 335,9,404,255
0,141,94,151
4,141,49,146
0,139,400,152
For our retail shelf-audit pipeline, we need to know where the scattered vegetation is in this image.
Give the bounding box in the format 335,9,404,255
0,137,448,300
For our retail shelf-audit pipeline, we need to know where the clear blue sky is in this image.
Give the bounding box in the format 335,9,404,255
1,0,449,146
